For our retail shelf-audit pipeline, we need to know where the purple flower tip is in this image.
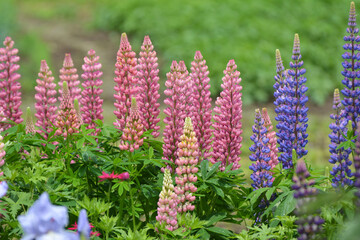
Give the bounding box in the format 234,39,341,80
0,181,8,198
77,209,90,239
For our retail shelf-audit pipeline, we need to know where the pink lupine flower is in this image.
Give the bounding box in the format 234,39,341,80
0,109,6,132
0,135,5,177
98,171,129,182
114,33,138,130
137,36,161,138
174,117,199,213
0,36,22,130
25,107,36,134
212,60,243,171
163,61,190,169
59,53,81,104
190,51,212,162
156,168,178,231
178,61,192,118
34,60,57,138
54,82,80,138
80,49,103,134
119,98,144,152
74,99,83,126
262,108,279,169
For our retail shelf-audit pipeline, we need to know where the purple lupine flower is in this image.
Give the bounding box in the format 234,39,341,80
25,107,36,134
137,36,161,138
163,61,188,169
329,89,353,187
292,161,324,240
77,209,91,239
0,134,5,177
354,122,360,200
114,33,138,131
156,168,178,231
59,53,81,104
262,108,279,169
18,192,69,237
278,34,309,169
0,36,22,130
190,51,212,162
54,82,80,138
34,60,57,138
119,98,144,152
174,117,198,213
212,60,243,171
0,181,8,198
249,109,273,189
341,2,360,130
80,49,104,135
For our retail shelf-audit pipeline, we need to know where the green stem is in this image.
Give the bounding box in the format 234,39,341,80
129,183,136,230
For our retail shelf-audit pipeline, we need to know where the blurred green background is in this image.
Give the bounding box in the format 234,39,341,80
0,0,354,171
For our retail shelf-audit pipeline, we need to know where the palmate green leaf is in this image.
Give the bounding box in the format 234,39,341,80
274,192,296,217
205,212,227,226
200,159,209,180
207,161,221,180
261,191,292,218
247,188,269,206
265,187,276,201
206,226,232,237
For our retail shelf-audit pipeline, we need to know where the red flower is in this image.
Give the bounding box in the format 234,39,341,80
98,171,129,182
68,222,101,237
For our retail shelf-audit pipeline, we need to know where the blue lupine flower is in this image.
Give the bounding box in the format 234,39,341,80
329,89,353,188
18,192,79,240
249,109,274,189
341,2,360,129
0,181,8,198
354,122,360,200
77,209,91,239
276,34,308,169
292,161,324,240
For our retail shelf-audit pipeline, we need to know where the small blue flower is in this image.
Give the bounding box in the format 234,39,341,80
0,181,8,198
77,209,90,239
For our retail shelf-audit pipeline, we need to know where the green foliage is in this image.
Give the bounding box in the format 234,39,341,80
94,0,346,104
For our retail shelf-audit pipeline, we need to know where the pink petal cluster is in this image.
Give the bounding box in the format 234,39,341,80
113,33,138,130
0,109,6,132
163,61,190,168
0,135,5,177
80,49,104,134
98,171,129,182
54,82,80,138
25,107,36,134
190,51,212,161
156,168,178,231
59,53,81,104
137,36,161,138
262,108,279,169
34,60,57,138
178,61,193,118
212,60,243,171
119,98,144,152
0,36,22,130
174,117,199,213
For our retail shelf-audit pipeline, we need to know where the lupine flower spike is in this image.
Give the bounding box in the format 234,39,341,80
249,109,273,189
190,51,212,162
212,60,243,170
262,108,278,169
25,107,36,134
156,168,178,231
114,33,138,130
59,53,81,104
54,82,80,138
174,117,199,213
292,161,324,240
137,36,161,137
119,97,144,152
329,89,352,187
0,109,6,132
178,61,193,118
163,61,189,169
74,99,83,125
0,135,5,177
80,49,104,134
341,2,360,130
0,36,22,130
354,122,360,201
34,60,57,138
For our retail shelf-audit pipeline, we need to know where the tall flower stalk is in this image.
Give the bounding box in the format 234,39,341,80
25,107,36,135
137,36,161,138
0,36,22,130
59,53,81,104
34,60,57,138
329,89,352,187
262,108,279,169
355,123,360,202
80,49,104,134
174,117,199,213
114,33,138,130
190,51,212,162
212,60,243,170
341,1,360,130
